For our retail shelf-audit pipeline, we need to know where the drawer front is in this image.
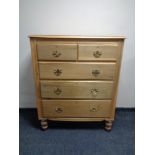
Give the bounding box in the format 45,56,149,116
78,42,120,61
42,100,112,117
40,81,114,99
37,43,77,60
39,62,116,80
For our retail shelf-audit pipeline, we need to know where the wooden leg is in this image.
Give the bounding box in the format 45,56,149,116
105,120,113,131
41,119,48,130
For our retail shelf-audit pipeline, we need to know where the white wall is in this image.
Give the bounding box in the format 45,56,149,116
19,0,135,108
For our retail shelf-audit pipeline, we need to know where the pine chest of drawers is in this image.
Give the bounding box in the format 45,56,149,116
29,35,125,131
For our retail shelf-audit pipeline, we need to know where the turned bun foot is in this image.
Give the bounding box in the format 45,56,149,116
105,120,113,131
41,120,48,130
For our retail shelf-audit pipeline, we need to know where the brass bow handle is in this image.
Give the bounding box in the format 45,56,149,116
90,89,99,97
54,69,62,76
52,50,61,57
92,69,100,76
55,107,63,113
54,88,62,95
90,107,97,112
93,51,102,58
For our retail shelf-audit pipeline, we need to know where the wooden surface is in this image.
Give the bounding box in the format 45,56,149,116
40,80,114,99
29,36,124,127
47,118,113,122
78,42,120,61
39,62,116,80
30,38,42,118
111,41,124,118
37,43,77,60
29,35,125,39
42,100,112,118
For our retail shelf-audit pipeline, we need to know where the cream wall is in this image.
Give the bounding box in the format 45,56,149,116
19,0,135,107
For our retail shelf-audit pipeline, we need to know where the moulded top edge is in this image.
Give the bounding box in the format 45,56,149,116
28,35,126,39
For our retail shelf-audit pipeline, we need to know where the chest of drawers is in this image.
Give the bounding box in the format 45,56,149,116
29,35,125,131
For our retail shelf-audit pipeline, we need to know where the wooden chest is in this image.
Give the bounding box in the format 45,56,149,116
29,35,125,131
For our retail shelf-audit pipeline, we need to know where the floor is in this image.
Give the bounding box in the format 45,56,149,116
19,109,135,155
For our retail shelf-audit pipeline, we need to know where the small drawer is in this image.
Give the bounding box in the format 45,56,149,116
42,100,112,117
40,81,114,99
39,62,116,80
78,42,120,61
37,43,77,60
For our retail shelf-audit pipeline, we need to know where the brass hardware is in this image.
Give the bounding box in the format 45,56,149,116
90,89,99,97
52,50,61,57
54,69,62,76
90,107,97,112
54,88,62,95
55,107,63,113
92,69,100,76
93,51,102,58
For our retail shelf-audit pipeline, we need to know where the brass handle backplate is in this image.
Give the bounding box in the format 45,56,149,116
55,107,63,113
54,88,62,95
93,51,102,58
54,69,62,76
90,89,99,97
92,69,100,76
90,107,97,112
52,50,61,57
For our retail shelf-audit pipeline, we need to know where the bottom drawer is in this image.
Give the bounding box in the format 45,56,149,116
42,100,112,118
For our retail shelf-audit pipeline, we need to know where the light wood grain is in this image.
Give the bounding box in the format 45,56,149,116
30,38,42,118
42,100,112,118
37,43,77,60
29,36,124,129
47,118,113,121
39,62,116,80
40,80,114,99
78,42,120,61
111,40,124,119
29,35,125,39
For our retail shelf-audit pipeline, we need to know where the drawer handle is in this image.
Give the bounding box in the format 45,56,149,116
93,51,102,58
90,107,97,112
92,69,100,76
55,107,63,113
52,50,61,57
90,89,99,97
54,88,62,95
54,69,62,76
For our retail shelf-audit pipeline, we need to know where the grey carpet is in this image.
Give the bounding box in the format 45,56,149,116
19,109,135,155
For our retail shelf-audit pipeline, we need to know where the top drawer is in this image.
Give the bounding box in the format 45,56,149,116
78,42,120,61
37,43,77,60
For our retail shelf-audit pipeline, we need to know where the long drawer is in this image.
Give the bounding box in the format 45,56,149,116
37,43,77,60
42,100,112,117
40,81,114,99
39,62,116,80
78,42,120,61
